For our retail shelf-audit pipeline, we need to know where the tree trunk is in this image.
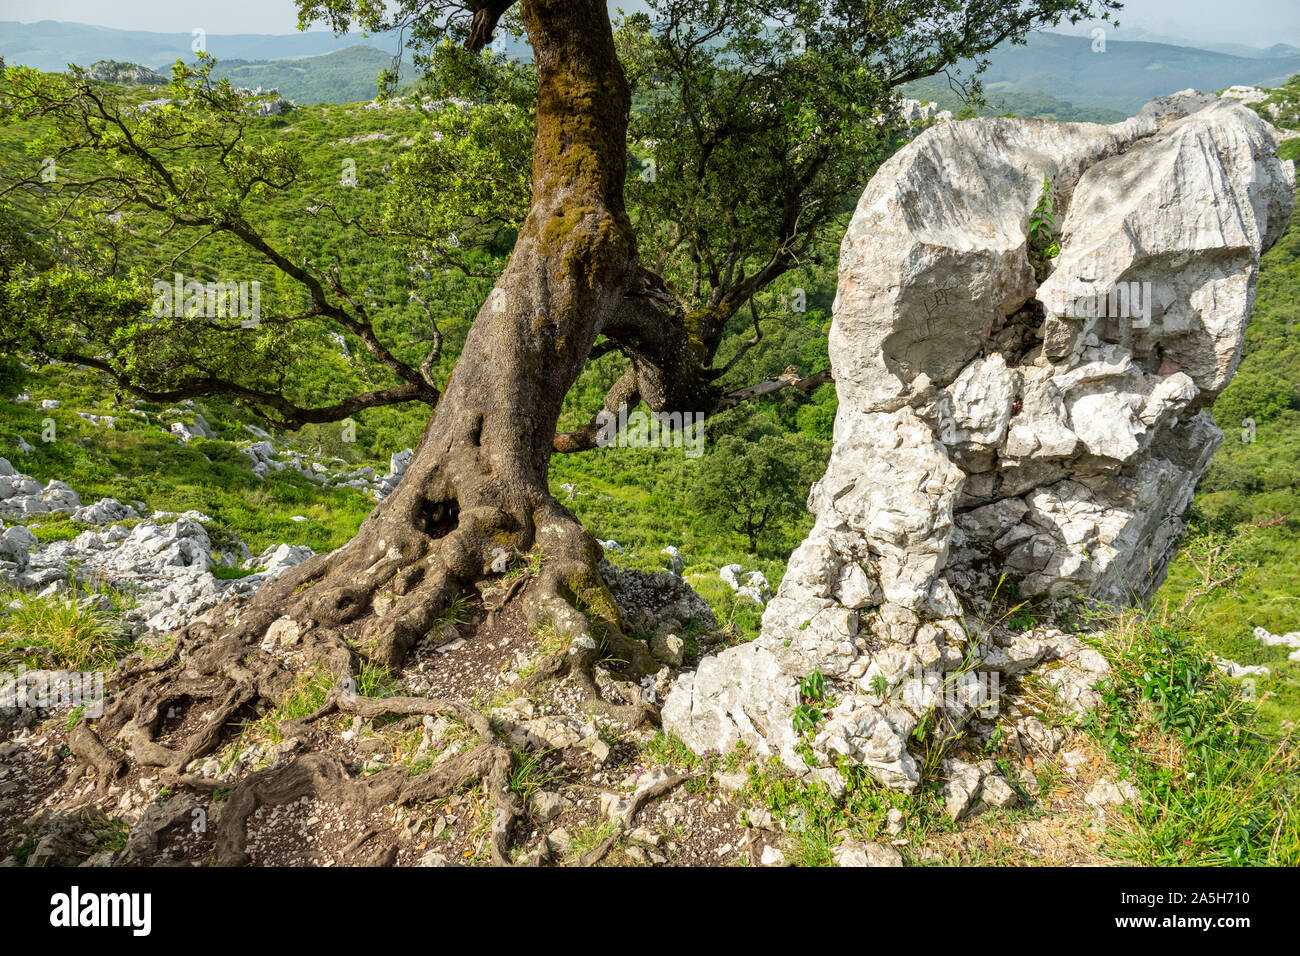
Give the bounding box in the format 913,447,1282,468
313,0,645,667
79,0,655,794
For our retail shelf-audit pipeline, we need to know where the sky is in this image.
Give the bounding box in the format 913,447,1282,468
1,0,1298,49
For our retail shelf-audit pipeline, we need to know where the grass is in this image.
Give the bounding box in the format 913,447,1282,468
2,363,382,557
649,602,1300,867
734,757,945,867
683,572,767,641
565,820,619,862
1156,518,1300,732
19,513,96,544
1083,609,1300,865
90,819,131,853
233,668,336,750
211,565,258,580
356,660,401,700
642,733,749,783
0,585,134,669
508,747,562,805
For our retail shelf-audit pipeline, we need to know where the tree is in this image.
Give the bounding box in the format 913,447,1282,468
0,0,1118,863
695,434,810,554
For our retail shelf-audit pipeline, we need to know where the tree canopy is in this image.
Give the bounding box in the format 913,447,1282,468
1,0,1118,441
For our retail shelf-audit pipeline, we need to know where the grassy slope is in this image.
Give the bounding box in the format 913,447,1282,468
1,72,1298,867
210,47,393,104
1152,133,1300,732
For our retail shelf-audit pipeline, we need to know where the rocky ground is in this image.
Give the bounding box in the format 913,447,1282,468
0,456,1145,867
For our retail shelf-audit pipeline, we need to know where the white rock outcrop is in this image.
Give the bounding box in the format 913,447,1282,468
0,459,315,636
665,93,1294,787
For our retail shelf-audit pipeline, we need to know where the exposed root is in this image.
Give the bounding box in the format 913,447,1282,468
520,501,659,727
115,792,205,866
62,455,667,866
124,678,258,770
207,687,525,865
66,722,125,789
340,826,380,856
578,772,691,866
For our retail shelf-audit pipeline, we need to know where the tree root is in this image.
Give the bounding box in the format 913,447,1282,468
578,771,690,866
63,465,669,865
209,686,523,866
66,722,125,789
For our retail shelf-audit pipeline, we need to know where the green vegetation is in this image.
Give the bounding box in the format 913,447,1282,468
693,433,826,556
210,47,393,103
1155,135,1300,732
0,584,134,670
1027,176,1062,275
903,76,1127,122
1084,611,1299,865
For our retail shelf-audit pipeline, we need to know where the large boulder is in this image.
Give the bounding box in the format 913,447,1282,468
665,93,1294,786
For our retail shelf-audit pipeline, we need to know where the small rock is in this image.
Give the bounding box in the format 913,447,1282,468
530,790,570,823
980,774,1019,809
834,840,903,867
715,771,748,795
760,845,786,866
625,845,648,864
942,758,984,821
1084,777,1137,807
650,632,685,667
885,807,905,836
261,615,302,649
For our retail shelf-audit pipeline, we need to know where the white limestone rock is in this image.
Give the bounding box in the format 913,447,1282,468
665,94,1293,788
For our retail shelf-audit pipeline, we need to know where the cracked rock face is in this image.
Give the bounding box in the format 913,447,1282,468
664,93,1294,787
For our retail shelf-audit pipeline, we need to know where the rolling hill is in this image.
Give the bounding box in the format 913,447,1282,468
0,18,397,72
7,21,1300,114
964,30,1300,114
209,47,392,103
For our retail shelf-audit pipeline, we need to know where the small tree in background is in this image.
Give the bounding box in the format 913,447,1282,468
695,433,812,555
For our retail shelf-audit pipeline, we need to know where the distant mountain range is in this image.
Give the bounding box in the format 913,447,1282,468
953,31,1300,114
0,19,402,71
0,19,525,103
1050,23,1300,60
3,20,1300,113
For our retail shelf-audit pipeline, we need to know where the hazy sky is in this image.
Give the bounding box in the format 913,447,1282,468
1,0,1298,48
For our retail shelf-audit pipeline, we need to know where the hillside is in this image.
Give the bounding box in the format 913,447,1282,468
209,47,393,104
0,19,398,71
0,60,1297,873
5,20,1300,114
963,31,1300,114
0,19,528,76
899,79,1127,123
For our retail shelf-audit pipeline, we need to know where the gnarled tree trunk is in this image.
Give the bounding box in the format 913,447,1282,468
75,0,657,826
274,0,646,670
